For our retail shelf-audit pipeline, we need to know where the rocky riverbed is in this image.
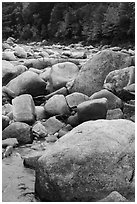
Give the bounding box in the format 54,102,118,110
2,37,135,202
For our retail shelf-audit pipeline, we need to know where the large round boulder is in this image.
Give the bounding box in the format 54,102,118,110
69,50,132,96
6,71,47,97
47,62,79,92
35,119,135,202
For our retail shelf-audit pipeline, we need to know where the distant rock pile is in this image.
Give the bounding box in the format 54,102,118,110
2,37,135,202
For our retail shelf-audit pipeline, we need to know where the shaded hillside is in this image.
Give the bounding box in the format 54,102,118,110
2,2,135,46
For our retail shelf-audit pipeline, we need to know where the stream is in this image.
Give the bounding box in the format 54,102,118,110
2,145,40,202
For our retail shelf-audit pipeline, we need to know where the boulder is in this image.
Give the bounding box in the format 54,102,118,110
131,56,135,66
6,71,47,97
2,145,13,158
110,47,122,51
2,51,17,61
62,50,71,57
124,83,135,93
128,49,135,56
90,89,122,109
2,138,18,148
2,122,33,144
103,66,135,92
6,37,15,45
2,42,11,50
98,191,128,202
62,51,87,59
48,62,79,92
2,104,13,115
3,62,27,86
69,50,132,96
42,116,65,135
58,124,72,138
44,95,70,117
12,94,36,125
2,60,17,86
39,68,51,82
115,89,135,102
46,134,58,143
35,119,135,202
2,115,10,130
77,98,108,123
2,86,16,105
23,58,56,69
32,122,48,138
67,113,79,127
123,103,135,121
70,51,87,59
23,151,43,170
44,87,68,101
14,64,28,75
66,92,89,109
14,45,27,58
106,108,123,120
35,106,47,120
39,51,50,58
29,68,43,74
7,112,13,120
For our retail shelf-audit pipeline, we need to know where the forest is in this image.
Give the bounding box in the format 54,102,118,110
2,2,135,46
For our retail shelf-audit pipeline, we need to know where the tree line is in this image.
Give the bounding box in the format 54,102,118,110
2,2,135,46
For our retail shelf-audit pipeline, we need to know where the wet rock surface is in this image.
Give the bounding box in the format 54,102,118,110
2,39,135,202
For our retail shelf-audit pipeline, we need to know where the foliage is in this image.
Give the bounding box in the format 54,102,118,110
2,2,135,46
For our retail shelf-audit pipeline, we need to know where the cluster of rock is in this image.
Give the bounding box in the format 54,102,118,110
2,37,135,202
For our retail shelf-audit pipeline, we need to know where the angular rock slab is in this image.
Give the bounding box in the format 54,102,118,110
106,108,123,120
35,106,47,120
69,50,132,96
103,66,135,92
35,119,135,202
32,121,48,138
42,116,65,135
44,95,70,116
90,89,122,110
77,98,108,123
6,71,47,97
2,122,32,144
12,94,36,125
